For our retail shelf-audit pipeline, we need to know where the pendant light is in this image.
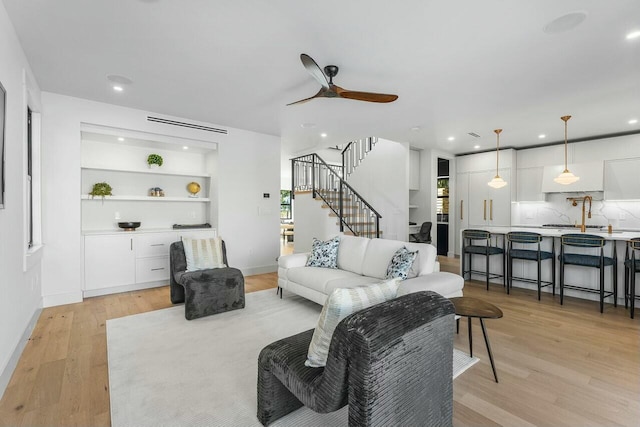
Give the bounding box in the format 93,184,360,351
554,115,580,185
487,129,507,189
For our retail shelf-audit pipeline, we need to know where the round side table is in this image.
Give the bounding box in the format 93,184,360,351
450,296,503,383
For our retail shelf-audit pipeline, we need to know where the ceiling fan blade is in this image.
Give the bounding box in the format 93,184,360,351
300,53,330,90
338,89,398,103
286,88,332,106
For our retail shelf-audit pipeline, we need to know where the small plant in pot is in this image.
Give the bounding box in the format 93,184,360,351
89,182,113,202
147,154,163,168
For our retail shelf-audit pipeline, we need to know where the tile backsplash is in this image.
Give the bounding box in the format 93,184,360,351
512,193,640,231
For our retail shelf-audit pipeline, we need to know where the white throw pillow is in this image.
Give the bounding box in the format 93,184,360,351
182,237,226,272
305,278,401,367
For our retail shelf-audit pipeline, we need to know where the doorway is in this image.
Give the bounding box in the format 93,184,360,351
436,158,449,256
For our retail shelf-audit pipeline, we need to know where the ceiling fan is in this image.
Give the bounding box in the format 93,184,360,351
287,54,398,106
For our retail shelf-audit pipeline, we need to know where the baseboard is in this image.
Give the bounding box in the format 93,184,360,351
0,307,42,400
83,281,167,298
42,291,83,308
241,264,277,276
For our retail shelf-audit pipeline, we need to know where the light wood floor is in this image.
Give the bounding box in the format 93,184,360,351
1,257,638,426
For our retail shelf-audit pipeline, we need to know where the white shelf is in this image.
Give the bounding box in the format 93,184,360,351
81,165,210,178
81,195,210,202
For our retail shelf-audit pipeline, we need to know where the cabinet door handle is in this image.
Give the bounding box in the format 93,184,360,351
131,239,133,251
150,244,165,247
151,267,165,271
483,200,487,220
490,199,493,221
460,200,464,220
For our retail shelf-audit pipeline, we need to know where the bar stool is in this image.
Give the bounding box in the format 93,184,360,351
506,232,555,300
559,234,617,313
624,238,640,319
461,229,505,291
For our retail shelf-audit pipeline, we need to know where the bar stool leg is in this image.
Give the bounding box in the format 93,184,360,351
599,265,605,314
468,317,473,358
480,318,499,383
552,254,556,296
537,257,542,301
485,252,490,291
560,259,565,305
613,262,618,307
625,264,630,309
631,266,636,319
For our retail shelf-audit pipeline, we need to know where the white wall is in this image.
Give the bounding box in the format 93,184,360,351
293,192,340,253
40,93,281,306
345,138,409,241
0,2,43,398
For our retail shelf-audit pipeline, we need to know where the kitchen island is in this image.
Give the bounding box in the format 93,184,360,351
461,226,639,307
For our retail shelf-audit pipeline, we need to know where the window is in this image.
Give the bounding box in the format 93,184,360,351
280,190,292,219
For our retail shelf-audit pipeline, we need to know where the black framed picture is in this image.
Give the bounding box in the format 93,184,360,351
0,80,5,209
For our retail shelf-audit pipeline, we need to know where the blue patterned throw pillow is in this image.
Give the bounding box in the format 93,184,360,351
385,246,418,280
306,236,340,269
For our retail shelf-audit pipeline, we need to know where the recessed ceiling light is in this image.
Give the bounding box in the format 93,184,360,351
543,11,587,35
626,30,640,40
107,74,133,93
320,133,327,138
117,137,124,142
301,123,316,129
447,136,455,141
112,85,124,92
629,119,638,124
410,126,421,132
474,145,480,150
538,134,546,139
183,146,189,150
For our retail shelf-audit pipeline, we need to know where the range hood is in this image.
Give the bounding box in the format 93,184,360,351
541,161,604,193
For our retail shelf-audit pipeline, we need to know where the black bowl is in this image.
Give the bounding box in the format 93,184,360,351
118,222,141,230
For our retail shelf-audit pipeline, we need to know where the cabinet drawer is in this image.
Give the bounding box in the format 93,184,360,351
136,256,170,283
135,233,178,258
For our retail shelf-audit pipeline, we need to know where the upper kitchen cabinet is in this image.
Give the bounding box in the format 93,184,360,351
517,167,546,202
604,157,640,200
80,128,218,231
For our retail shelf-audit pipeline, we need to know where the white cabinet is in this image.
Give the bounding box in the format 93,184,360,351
517,167,546,202
604,158,640,200
455,172,469,255
84,235,135,291
409,149,420,190
466,169,511,227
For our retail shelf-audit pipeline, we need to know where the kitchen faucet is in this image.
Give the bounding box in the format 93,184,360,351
567,196,592,232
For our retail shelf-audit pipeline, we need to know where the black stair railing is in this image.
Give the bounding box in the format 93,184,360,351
341,137,377,179
291,153,381,238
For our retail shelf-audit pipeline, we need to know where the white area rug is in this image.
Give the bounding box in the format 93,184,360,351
107,290,479,427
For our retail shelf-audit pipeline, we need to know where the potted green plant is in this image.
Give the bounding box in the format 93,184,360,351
89,182,113,200
147,154,163,168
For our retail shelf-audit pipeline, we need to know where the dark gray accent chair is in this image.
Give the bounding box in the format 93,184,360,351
170,240,245,320
257,291,455,426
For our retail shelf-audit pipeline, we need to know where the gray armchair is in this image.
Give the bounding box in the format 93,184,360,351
170,240,245,320
257,291,455,426
410,221,432,244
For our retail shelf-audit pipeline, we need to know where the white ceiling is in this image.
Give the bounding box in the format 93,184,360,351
3,0,639,157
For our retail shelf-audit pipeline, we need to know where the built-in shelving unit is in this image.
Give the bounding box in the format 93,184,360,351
81,195,211,202
81,166,210,178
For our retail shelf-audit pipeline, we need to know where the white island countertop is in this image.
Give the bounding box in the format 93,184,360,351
467,226,640,241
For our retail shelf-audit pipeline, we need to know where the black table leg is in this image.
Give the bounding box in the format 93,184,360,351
468,317,473,358
480,318,499,383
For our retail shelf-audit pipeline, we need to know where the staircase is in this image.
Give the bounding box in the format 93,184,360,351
291,137,381,238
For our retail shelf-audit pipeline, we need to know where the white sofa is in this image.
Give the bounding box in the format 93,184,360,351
277,235,464,305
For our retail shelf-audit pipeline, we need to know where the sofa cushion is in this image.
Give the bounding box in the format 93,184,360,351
361,239,409,279
305,278,401,367
336,235,370,275
324,275,382,296
287,266,363,294
404,242,437,276
306,236,340,269
385,247,419,280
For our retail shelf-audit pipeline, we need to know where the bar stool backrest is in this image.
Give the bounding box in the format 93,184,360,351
627,237,640,260
561,233,605,248
463,229,491,241
507,232,542,244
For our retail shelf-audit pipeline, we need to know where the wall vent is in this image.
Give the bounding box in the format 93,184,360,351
147,116,228,134
467,132,481,138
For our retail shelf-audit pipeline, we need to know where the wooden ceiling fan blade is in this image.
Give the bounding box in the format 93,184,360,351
286,88,330,106
338,89,398,103
300,53,330,90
